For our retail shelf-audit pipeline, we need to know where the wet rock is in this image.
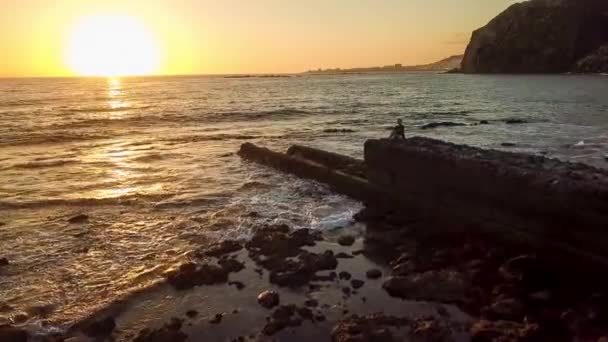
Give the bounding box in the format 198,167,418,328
262,305,302,336
296,307,314,321
165,262,228,290
470,320,539,342
501,143,517,147
337,235,355,246
421,122,467,130
304,299,318,307
410,317,450,342
68,214,89,223
392,261,416,276
185,310,198,318
366,269,382,279
488,298,525,321
201,240,242,258
383,270,468,304
246,226,321,262
339,271,352,281
0,326,28,342
134,318,187,342
0,258,8,267
228,281,245,290
331,314,409,342
257,290,280,309
209,313,224,324
269,250,338,287
351,279,365,289
499,255,539,283
10,312,28,324
218,258,244,273
82,317,116,338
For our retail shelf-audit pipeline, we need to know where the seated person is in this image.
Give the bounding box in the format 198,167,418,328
389,119,405,140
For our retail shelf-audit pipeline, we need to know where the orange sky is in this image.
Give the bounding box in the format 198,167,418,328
0,0,519,77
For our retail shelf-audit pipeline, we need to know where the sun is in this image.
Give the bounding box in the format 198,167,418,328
65,15,161,77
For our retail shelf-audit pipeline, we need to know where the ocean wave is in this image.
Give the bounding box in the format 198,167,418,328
161,133,277,145
131,153,182,163
61,105,154,113
204,108,313,123
5,159,79,170
1,99,50,107
0,132,112,147
0,193,172,209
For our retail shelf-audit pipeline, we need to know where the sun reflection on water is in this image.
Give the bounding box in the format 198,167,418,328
107,77,127,112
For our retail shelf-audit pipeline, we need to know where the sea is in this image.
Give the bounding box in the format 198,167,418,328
1,73,607,333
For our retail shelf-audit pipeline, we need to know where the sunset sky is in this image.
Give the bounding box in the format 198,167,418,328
0,0,519,77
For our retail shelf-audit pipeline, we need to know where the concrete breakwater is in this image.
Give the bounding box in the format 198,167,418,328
239,137,608,269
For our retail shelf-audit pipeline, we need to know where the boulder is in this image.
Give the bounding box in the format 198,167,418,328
217,258,244,273
366,269,382,279
383,270,469,303
351,279,365,289
461,0,608,73
257,290,280,309
165,262,228,290
337,235,355,246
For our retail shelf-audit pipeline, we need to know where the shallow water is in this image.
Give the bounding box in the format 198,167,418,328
1,73,607,331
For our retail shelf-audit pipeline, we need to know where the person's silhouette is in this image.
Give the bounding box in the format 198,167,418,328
389,119,405,140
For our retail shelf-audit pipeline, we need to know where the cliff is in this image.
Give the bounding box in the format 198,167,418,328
461,0,608,73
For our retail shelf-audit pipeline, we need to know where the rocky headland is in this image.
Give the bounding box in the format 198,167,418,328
461,0,608,73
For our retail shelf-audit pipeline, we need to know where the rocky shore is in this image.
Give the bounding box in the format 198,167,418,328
3,139,608,341
9,207,607,341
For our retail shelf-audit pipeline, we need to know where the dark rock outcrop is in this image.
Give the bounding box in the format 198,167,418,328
365,137,608,268
0,326,27,342
461,0,608,73
164,262,228,290
82,317,116,338
420,121,467,130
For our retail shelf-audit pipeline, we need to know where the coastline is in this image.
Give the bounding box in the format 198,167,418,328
6,139,608,342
